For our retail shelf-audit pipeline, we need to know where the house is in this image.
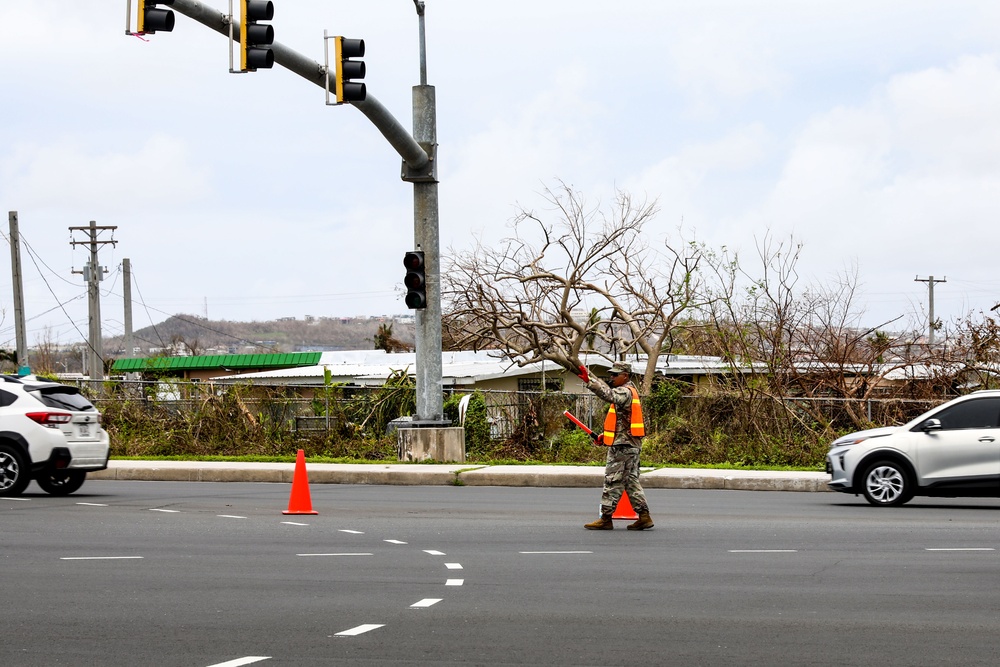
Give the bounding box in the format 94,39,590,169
110,349,746,395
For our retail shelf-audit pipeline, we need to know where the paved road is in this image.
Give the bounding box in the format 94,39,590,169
5,481,1000,666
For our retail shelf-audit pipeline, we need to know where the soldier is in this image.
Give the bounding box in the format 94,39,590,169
577,361,654,531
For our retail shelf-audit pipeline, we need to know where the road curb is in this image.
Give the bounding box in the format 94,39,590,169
89,461,831,492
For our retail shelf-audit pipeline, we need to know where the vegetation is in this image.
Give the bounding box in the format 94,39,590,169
15,181,1000,471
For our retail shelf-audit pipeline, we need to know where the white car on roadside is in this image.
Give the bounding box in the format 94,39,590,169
827,390,1000,506
0,375,110,497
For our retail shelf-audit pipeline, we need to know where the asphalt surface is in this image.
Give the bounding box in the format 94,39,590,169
89,460,831,492
6,482,1000,666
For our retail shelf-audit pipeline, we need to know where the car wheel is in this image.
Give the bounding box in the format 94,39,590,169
0,444,31,497
34,470,87,496
861,460,913,507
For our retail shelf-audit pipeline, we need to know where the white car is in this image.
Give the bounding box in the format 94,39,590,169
0,376,110,497
827,390,1000,506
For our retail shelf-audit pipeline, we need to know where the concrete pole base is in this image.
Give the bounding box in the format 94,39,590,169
397,427,466,463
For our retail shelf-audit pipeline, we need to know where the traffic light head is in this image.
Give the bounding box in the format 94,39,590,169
240,0,275,71
334,36,367,103
403,251,427,310
138,0,175,34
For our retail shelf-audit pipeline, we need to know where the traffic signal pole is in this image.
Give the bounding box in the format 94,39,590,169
170,0,429,172
167,0,444,421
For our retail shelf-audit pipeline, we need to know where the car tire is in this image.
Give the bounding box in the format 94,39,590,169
861,460,913,507
0,444,31,497
34,470,87,496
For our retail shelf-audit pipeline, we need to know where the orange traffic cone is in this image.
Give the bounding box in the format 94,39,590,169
612,491,639,521
283,449,318,515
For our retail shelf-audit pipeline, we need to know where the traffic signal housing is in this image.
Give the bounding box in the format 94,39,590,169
138,0,175,34
403,251,427,310
334,37,366,103
240,0,275,71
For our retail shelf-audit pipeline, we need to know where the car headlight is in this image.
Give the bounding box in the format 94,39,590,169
831,435,869,448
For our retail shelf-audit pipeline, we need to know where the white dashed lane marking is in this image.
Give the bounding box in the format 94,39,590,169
61,556,144,561
411,598,442,608
281,521,309,526
150,509,180,513
296,553,373,557
384,539,408,545
423,550,446,556
335,624,384,636
339,529,364,534
445,563,463,570
520,551,593,554
76,502,108,507
445,579,464,586
217,515,247,519
205,657,271,667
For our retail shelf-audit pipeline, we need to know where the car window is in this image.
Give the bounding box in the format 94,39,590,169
0,388,17,407
933,398,1000,430
28,386,97,412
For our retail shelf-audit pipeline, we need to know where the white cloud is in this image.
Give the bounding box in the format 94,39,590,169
725,54,1000,322
666,20,787,112
1,136,212,214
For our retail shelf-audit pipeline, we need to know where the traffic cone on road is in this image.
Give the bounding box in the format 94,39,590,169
283,449,318,515
612,491,639,521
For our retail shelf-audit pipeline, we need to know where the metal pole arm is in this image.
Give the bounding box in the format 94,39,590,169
169,0,429,170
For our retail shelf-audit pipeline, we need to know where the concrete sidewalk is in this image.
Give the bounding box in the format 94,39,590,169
89,460,831,493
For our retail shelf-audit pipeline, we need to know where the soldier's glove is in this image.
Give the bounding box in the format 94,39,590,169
577,365,590,384
594,433,605,445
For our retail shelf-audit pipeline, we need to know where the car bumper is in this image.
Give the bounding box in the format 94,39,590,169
826,452,854,493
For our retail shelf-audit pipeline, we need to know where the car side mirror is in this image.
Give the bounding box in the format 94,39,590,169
922,418,942,432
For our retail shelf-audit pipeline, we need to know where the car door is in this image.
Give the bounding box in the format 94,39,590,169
913,396,1000,490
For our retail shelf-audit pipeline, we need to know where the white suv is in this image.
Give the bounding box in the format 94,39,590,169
0,376,110,497
827,390,1000,506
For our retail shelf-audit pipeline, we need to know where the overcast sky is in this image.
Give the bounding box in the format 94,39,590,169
2,0,999,347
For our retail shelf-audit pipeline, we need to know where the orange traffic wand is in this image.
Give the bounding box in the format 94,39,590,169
612,491,639,521
563,410,599,442
283,449,318,515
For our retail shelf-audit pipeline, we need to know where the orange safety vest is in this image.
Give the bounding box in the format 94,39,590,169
602,385,645,443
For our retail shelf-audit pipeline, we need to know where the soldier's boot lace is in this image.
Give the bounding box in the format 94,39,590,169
584,514,614,530
626,511,654,531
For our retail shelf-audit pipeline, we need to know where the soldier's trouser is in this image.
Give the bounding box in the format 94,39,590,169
600,444,649,516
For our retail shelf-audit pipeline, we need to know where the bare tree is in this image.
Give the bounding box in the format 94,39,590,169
698,233,932,431
442,182,712,393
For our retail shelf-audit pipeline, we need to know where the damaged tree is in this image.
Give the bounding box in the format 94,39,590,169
442,182,712,394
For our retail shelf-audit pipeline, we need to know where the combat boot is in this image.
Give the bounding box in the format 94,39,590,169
626,511,654,531
584,514,614,530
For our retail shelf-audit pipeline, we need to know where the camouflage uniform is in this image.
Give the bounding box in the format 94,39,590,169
585,375,650,517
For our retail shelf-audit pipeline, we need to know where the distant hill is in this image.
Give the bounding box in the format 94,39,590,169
106,314,415,357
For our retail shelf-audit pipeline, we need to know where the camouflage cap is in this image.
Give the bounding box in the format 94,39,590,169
609,361,632,375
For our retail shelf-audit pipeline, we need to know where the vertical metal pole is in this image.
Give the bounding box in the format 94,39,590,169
88,221,104,381
413,85,442,421
8,212,28,374
123,258,134,359
411,1,442,421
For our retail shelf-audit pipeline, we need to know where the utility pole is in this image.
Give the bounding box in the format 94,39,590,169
123,258,134,358
8,211,28,375
915,275,946,345
70,221,117,381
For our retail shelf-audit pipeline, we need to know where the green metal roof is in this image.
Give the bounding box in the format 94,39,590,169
112,352,322,373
